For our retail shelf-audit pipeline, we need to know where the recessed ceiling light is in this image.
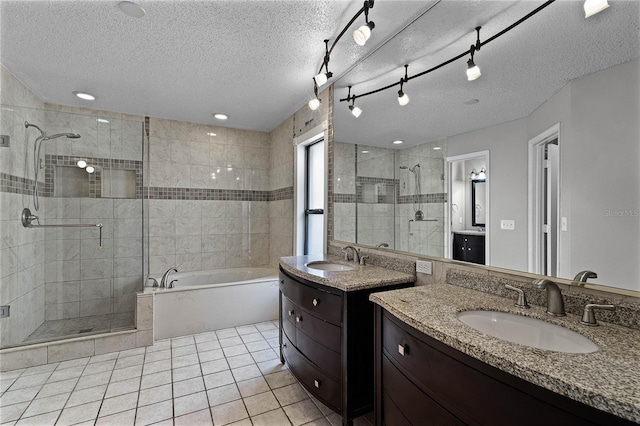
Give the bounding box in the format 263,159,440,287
73,91,96,101
213,113,228,120
97,118,109,123
392,140,404,145
118,1,146,18
361,150,369,154
207,132,217,137
464,99,480,105
85,166,95,174
77,160,87,168
433,147,442,150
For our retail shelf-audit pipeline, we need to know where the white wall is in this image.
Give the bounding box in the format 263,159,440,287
447,58,640,291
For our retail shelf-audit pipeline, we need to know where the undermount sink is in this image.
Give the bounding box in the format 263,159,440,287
305,261,354,272
458,310,598,354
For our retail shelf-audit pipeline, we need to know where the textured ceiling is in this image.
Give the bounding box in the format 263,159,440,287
334,0,640,148
0,0,431,131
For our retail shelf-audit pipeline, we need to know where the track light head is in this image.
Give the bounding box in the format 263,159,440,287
309,97,321,110
353,21,375,46
349,104,363,118
397,90,410,106
466,45,481,81
584,0,609,17
314,72,329,87
467,58,481,81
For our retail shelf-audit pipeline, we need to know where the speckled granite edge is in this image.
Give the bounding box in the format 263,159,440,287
447,269,640,330
327,244,416,275
279,255,415,292
370,284,640,423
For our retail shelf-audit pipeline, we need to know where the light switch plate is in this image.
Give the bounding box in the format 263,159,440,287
0,135,9,148
0,305,9,318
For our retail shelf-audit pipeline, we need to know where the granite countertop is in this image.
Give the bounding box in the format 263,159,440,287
279,255,415,292
369,283,640,423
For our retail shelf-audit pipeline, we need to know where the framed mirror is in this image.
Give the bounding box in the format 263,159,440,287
331,1,640,292
471,180,486,227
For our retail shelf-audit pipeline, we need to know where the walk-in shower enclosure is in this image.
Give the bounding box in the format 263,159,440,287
1,103,145,349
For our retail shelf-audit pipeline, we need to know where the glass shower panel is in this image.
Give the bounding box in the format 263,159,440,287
0,105,143,349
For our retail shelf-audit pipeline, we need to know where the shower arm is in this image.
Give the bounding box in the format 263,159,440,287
21,208,103,247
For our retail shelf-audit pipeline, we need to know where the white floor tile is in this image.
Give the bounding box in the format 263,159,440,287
171,336,195,348
95,408,136,426
273,383,308,407
0,402,28,423
57,400,101,426
37,378,78,399
15,409,60,426
196,340,221,352
75,371,111,390
231,364,262,382
142,359,171,376
172,344,197,357
240,333,264,344
245,340,271,353
114,354,144,370
210,399,249,426
243,391,280,417
21,392,69,418
56,358,89,371
200,359,229,376
172,364,202,382
11,373,51,390
22,364,57,377
194,332,218,345
206,383,241,407
226,354,255,369
138,383,172,408
174,408,213,426
110,364,143,383
82,360,116,376
174,390,209,417
251,407,293,426
171,353,199,369
98,391,139,417
283,399,323,426
134,399,173,426
235,325,258,335
47,366,84,383
173,376,205,398
105,377,140,398
203,371,235,390
65,384,106,407
0,386,41,407
215,329,239,340
140,370,171,390
145,341,171,353
222,345,249,358
143,349,171,364
236,377,271,398
198,349,224,362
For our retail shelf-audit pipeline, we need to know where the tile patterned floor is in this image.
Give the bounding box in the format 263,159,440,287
0,321,372,426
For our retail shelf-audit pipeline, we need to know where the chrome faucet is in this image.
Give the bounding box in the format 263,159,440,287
505,285,529,309
573,270,597,283
532,279,565,316
160,268,178,288
341,246,360,264
377,243,389,248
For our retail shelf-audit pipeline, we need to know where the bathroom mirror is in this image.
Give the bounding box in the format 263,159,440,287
331,0,640,292
471,180,485,227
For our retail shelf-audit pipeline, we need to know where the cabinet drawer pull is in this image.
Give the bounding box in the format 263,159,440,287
296,316,302,323
313,298,319,306
288,310,294,316
314,379,321,388
398,344,407,356
282,343,287,348
280,279,284,284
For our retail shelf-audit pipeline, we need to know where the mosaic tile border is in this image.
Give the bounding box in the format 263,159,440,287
144,186,293,201
0,172,38,195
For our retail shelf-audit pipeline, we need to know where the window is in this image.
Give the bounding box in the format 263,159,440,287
304,139,325,255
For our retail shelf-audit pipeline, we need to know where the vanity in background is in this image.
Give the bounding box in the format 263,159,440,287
279,255,414,426
452,231,485,265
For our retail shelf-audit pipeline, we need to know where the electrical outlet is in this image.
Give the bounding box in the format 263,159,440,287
561,217,568,231
416,260,432,275
0,305,9,318
500,220,515,230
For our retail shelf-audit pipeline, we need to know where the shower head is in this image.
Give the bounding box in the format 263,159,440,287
399,166,408,169
45,133,81,140
25,121,45,137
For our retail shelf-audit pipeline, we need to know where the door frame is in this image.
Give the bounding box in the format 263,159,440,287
527,123,561,275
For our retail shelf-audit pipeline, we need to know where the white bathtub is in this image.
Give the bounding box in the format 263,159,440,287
151,267,280,340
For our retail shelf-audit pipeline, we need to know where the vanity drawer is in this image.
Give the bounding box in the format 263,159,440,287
282,333,341,412
294,303,341,352
280,272,342,325
296,327,341,379
382,354,463,425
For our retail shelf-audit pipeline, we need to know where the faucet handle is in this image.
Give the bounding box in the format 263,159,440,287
147,277,159,288
505,285,529,309
359,255,369,265
579,304,615,326
341,248,349,261
168,279,178,289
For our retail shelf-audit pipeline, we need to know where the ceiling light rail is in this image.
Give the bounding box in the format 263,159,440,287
308,1,375,108
339,0,557,109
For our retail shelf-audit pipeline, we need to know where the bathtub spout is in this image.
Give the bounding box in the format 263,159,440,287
161,268,178,288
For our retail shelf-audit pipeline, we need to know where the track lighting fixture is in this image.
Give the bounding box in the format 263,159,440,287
466,27,482,81
314,39,333,87
397,65,410,106
353,1,375,46
347,86,362,118
338,1,600,113
308,84,321,111
584,0,609,17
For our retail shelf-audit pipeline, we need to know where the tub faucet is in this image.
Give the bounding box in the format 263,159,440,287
377,243,389,248
160,268,178,288
573,270,597,284
341,246,360,264
532,279,565,316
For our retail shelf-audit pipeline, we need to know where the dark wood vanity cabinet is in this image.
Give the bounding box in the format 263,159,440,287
452,233,485,265
374,307,636,426
279,267,412,426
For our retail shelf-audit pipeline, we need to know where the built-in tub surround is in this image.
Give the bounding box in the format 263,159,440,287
370,283,640,423
148,267,279,340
